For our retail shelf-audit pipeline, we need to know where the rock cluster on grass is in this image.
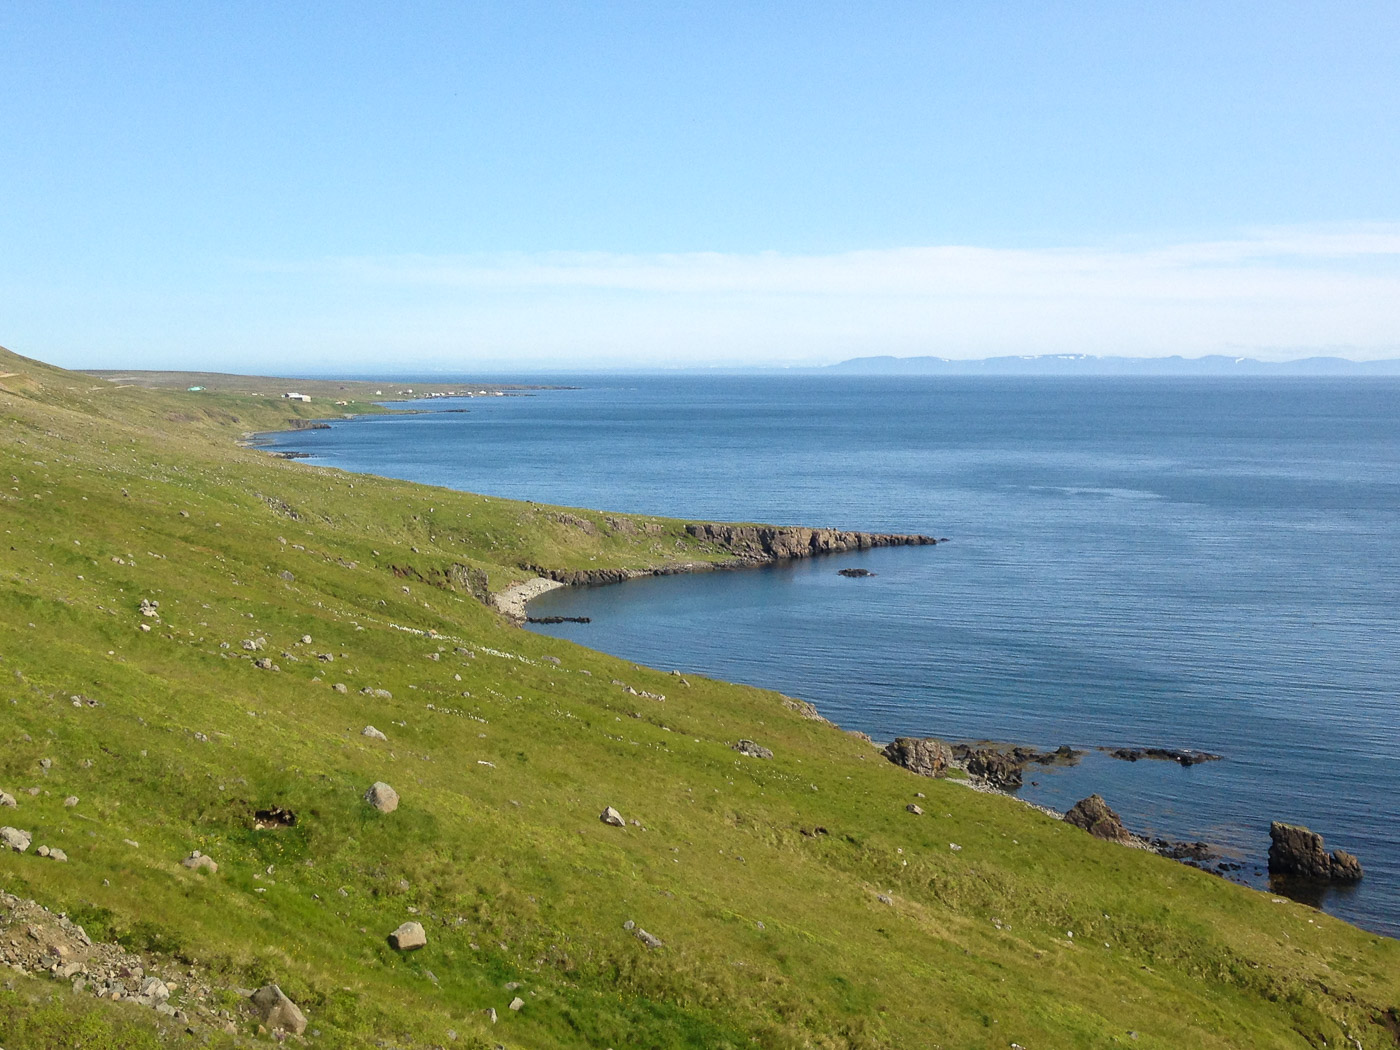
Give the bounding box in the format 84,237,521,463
881,737,951,778
733,739,773,759
0,889,222,1026
365,781,399,813
1268,822,1363,881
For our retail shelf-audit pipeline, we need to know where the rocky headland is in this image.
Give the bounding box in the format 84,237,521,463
504,523,940,617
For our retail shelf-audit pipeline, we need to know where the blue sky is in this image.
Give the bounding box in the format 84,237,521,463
3,1,1398,370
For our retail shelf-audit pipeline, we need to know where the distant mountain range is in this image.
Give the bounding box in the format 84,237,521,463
825,354,1400,376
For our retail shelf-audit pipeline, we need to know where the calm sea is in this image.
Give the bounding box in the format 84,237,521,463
264,375,1400,936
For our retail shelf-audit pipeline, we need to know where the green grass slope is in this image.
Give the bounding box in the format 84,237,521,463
1,345,1397,1049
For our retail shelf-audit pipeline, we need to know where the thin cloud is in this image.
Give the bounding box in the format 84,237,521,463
248,227,1400,366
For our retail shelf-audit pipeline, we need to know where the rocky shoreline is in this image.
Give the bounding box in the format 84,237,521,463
506,523,940,600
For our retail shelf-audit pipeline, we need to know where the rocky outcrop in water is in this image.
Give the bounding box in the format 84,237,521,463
1107,747,1222,767
1268,822,1362,881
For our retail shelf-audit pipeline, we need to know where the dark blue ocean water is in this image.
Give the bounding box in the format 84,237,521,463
264,376,1400,936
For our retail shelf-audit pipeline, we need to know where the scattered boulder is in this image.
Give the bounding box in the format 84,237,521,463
733,739,773,760
1,826,32,852
63,795,79,807
509,996,525,1012
635,928,663,949
882,737,951,778
599,806,625,827
333,682,348,693
36,845,68,861
1268,822,1363,881
361,725,388,741
389,921,427,950
906,803,924,815
365,782,399,813
182,850,218,873
0,791,15,807
1064,795,1132,843
249,983,308,1036
138,598,160,618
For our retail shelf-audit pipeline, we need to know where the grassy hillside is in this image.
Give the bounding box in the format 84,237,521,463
1,345,1397,1050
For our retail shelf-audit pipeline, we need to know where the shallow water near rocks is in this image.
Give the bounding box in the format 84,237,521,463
266,374,1400,936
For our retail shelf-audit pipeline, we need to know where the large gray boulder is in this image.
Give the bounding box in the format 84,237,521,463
389,921,427,950
365,782,399,813
249,984,307,1035
1268,822,1362,881
881,737,951,778
1,826,32,852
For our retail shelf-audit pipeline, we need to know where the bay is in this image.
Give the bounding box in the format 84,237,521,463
263,374,1400,935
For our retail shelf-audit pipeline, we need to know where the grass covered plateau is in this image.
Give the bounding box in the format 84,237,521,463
1,346,1397,1049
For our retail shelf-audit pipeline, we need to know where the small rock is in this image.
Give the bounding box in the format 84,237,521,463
140,976,171,1001
63,796,79,807
182,850,218,873
361,725,388,741
876,893,893,905
0,791,15,807
599,806,625,827
389,921,427,950
1,826,32,852
365,782,399,813
732,739,774,760
509,996,524,1012
333,682,348,693
301,635,312,644
635,928,663,949
48,847,68,862
906,803,923,815
249,983,307,1036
